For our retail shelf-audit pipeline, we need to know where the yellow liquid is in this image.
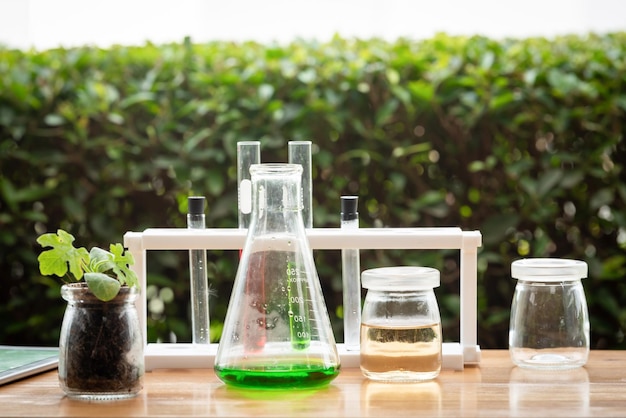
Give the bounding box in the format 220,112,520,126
360,323,442,379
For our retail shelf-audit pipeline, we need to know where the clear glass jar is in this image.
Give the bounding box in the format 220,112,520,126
360,266,442,382
59,283,144,400
509,258,589,370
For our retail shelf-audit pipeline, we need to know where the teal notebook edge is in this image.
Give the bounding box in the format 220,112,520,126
0,345,58,385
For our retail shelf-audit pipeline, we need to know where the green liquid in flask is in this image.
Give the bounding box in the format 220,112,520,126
215,364,340,389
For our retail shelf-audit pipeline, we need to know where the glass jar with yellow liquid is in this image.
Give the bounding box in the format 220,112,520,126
360,266,442,382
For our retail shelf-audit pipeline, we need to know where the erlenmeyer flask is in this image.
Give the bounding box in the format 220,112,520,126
215,163,340,389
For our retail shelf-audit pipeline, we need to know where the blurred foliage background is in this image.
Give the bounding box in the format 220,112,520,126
1,33,625,349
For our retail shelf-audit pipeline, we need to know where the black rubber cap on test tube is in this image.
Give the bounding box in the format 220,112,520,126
188,196,205,215
341,196,358,221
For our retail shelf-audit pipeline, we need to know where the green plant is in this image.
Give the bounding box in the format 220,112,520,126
37,229,138,301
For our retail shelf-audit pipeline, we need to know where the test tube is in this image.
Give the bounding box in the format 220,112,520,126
238,141,264,351
288,141,313,228
341,196,361,351
188,196,210,344
237,141,261,229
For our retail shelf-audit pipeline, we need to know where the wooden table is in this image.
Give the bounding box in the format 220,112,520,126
2,350,625,417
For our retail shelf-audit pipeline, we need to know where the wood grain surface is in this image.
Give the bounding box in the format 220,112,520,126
2,350,625,417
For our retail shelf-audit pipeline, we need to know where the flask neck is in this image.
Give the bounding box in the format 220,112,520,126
249,164,304,233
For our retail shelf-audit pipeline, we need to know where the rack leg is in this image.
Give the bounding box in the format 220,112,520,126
124,232,148,347
460,231,481,363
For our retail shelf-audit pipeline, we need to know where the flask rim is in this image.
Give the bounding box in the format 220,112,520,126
250,163,303,175
361,266,440,290
511,258,588,281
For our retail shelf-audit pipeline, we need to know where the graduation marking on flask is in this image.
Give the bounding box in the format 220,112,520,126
287,260,311,349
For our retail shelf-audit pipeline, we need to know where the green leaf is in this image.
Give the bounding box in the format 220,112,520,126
391,85,411,107
183,128,212,154
408,80,435,103
37,230,89,280
386,68,400,85
109,243,139,288
375,99,398,126
537,169,563,198
119,91,156,109
489,91,515,111
590,188,614,210
481,213,520,246
89,247,116,273
560,170,585,189
84,272,121,302
206,168,225,196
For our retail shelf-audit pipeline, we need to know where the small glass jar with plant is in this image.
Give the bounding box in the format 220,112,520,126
37,229,143,400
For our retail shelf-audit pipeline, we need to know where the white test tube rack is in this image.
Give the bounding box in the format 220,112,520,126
124,227,482,371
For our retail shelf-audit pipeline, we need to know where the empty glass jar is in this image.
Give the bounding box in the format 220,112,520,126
360,266,442,382
509,258,589,370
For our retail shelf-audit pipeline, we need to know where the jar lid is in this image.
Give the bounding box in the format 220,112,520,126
361,266,440,290
511,258,588,282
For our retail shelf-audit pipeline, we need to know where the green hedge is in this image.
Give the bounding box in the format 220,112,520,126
1,33,625,349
